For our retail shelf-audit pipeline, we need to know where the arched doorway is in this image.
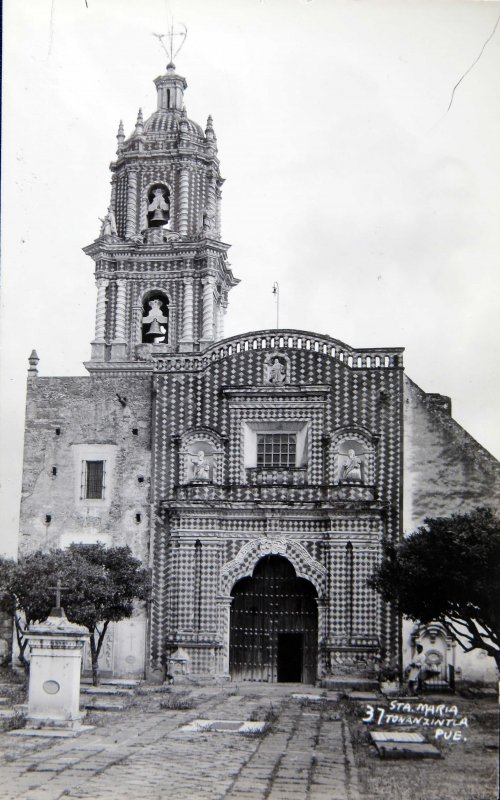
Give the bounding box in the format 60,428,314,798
229,555,318,683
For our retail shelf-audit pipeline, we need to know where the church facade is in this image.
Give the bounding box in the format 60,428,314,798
18,62,500,684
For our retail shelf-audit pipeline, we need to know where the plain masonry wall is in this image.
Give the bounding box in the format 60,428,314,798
403,375,500,531
18,373,154,677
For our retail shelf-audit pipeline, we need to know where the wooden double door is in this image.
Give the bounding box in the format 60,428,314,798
229,555,318,683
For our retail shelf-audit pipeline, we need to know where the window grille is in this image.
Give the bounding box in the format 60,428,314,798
256,434,296,469
83,460,105,499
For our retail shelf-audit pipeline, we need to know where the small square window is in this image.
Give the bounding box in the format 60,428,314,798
256,434,296,468
82,460,105,500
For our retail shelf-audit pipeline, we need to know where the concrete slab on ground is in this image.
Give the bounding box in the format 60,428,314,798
8,725,95,738
347,691,380,701
370,731,426,743
373,740,441,759
80,686,134,696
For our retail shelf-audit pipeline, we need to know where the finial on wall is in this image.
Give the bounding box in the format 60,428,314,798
117,120,125,153
135,108,144,135
28,350,39,376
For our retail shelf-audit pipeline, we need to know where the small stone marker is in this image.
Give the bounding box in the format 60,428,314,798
15,601,91,735
370,730,441,759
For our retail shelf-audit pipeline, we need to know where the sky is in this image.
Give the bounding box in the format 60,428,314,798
1,0,499,557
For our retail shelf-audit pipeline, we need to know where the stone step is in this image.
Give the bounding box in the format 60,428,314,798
320,677,379,691
80,685,134,696
83,701,128,712
346,690,381,701
81,678,140,689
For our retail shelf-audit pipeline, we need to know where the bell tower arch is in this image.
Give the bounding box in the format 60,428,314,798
84,60,239,365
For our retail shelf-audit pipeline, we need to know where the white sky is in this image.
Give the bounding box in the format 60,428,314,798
1,0,499,557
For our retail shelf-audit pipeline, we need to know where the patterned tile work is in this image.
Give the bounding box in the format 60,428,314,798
150,344,403,676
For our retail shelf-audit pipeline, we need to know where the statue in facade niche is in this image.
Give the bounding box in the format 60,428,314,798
341,449,363,482
268,358,286,384
99,205,117,237
142,299,168,338
191,450,210,480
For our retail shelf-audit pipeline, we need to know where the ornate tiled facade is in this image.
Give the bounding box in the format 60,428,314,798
18,59,500,683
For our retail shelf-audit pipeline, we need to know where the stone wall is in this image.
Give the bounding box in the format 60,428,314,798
18,373,153,677
403,375,500,683
403,375,500,531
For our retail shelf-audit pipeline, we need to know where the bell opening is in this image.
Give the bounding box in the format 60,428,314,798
147,184,171,228
141,291,169,344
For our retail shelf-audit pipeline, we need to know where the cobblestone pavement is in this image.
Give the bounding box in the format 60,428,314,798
0,685,360,800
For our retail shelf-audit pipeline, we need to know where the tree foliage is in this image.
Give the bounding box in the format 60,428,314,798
368,507,500,670
2,545,150,684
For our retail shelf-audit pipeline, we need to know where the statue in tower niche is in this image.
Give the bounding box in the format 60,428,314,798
202,209,215,234
148,188,170,226
99,205,117,237
142,299,168,340
341,449,363,483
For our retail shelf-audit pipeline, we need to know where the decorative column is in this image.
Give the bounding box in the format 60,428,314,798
94,278,109,341
201,276,216,346
206,173,216,234
178,169,189,235
215,299,228,341
125,169,138,239
179,277,194,351
216,595,233,677
316,598,328,679
90,278,109,361
215,186,222,239
111,277,128,361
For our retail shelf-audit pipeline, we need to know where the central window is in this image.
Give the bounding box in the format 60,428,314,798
83,460,105,500
256,434,297,469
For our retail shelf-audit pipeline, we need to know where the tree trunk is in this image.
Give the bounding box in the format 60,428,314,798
89,633,100,686
494,649,500,674
14,614,29,673
89,621,110,686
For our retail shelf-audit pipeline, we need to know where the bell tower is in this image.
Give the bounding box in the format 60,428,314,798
84,58,239,366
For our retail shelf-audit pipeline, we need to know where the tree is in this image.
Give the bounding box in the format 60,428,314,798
368,507,500,671
5,545,150,684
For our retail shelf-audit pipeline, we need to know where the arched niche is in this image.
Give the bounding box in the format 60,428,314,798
141,289,169,344
144,182,171,229
179,429,224,485
331,427,377,485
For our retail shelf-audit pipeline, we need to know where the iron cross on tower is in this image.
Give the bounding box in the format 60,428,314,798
152,21,187,66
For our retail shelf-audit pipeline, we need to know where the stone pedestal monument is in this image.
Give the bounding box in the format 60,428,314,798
25,592,89,730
